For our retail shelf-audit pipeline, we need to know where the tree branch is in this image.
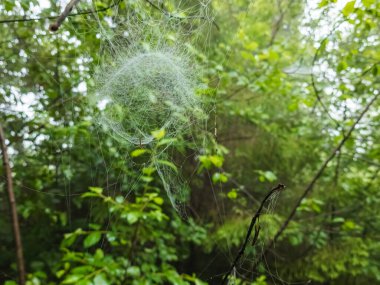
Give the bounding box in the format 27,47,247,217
0,124,26,285
268,0,294,47
221,184,286,285
311,38,342,130
253,91,380,270
309,21,346,129
49,0,81,31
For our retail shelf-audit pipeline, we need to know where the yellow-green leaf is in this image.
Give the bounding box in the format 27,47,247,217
342,1,355,17
209,155,224,168
227,189,238,199
153,197,164,205
318,0,329,8
131,149,148,157
362,0,374,8
152,129,166,140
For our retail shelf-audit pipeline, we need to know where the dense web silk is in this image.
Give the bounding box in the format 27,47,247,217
95,49,201,145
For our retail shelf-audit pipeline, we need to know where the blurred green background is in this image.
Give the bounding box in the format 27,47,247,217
1,0,380,284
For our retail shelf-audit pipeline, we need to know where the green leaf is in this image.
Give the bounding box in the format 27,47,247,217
89,187,103,194
83,232,101,248
106,232,117,243
318,0,329,8
81,192,100,198
153,197,164,205
56,269,66,279
76,280,92,285
89,223,101,230
157,138,177,146
212,172,228,183
61,233,77,248
332,217,345,223
142,166,155,176
94,249,104,260
4,281,18,285
245,41,258,51
126,212,139,224
319,38,329,52
342,1,356,17
156,160,178,173
127,266,141,277
93,274,109,285
342,220,356,230
209,155,224,168
195,279,208,285
337,61,348,72
141,175,154,183
372,65,378,76
62,274,83,284
4,1,16,11
115,196,124,204
152,129,166,140
227,189,238,199
362,0,374,8
131,149,148,157
257,170,277,182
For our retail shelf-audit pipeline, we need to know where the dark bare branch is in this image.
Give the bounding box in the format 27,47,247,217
221,184,286,285
49,0,81,31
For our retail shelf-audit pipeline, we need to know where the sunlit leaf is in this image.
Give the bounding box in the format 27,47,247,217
89,187,103,194
131,149,148,157
342,1,356,16
83,232,101,248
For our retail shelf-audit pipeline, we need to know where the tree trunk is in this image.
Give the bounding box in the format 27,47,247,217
0,124,26,285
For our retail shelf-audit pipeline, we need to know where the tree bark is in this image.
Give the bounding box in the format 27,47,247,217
0,124,26,285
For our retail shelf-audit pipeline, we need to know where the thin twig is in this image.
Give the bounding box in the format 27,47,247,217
221,184,286,285
309,21,346,129
311,38,342,130
0,1,123,24
252,91,380,271
268,0,295,47
0,124,26,285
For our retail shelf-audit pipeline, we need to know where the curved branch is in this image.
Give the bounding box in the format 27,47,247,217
310,21,346,129
221,184,286,285
311,38,342,130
